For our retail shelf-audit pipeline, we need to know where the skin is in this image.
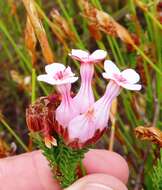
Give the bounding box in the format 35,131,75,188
0,149,129,190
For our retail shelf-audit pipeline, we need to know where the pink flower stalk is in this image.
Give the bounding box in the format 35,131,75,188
69,49,107,114
67,61,141,148
37,63,78,127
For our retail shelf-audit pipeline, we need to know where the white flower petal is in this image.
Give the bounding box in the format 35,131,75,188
121,69,140,84
104,60,120,77
45,63,65,75
69,49,89,60
37,74,56,85
121,83,142,91
89,49,107,61
45,77,78,85
63,77,78,84
65,66,75,77
102,72,114,80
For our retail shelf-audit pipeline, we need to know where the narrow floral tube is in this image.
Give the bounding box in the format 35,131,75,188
93,81,121,131
69,49,107,114
55,84,78,127
72,63,94,114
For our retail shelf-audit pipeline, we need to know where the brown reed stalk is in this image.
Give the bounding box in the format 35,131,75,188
22,0,54,64
34,4,69,52
25,16,37,66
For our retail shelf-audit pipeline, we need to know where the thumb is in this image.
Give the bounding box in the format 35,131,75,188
65,174,128,190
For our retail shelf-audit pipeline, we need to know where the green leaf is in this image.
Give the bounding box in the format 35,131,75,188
151,150,162,190
32,133,88,188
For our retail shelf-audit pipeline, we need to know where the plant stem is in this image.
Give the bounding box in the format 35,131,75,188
0,20,31,73
133,44,162,75
31,68,36,104
0,118,28,152
109,123,115,151
79,160,87,176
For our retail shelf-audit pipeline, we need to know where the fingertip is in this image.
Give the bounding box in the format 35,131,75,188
0,151,61,190
83,149,129,184
65,174,128,190
31,151,61,190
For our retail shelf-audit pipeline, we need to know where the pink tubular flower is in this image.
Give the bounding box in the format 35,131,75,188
35,54,141,149
37,63,78,128
69,49,107,114
67,81,120,148
66,61,141,148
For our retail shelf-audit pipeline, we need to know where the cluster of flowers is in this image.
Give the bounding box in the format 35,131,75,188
27,49,141,148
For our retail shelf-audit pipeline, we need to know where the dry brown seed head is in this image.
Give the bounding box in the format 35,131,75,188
88,23,102,40
80,0,134,45
26,95,60,135
22,0,54,64
50,9,77,42
134,126,162,147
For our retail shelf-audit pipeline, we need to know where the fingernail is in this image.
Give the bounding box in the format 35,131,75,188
83,183,114,190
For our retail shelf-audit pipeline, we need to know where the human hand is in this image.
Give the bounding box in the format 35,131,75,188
0,149,129,190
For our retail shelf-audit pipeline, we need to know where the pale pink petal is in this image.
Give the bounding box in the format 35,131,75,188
102,72,114,80
104,60,120,78
121,69,140,84
68,114,95,142
65,66,75,77
49,78,78,85
121,83,142,91
62,77,78,84
69,49,89,61
37,74,55,85
89,50,107,61
45,63,65,75
37,75,78,85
